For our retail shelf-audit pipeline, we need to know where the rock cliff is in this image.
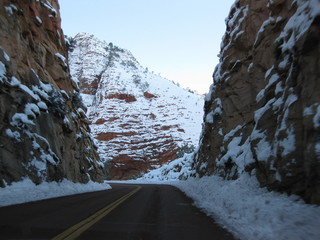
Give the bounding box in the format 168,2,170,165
0,0,104,186
194,0,320,204
69,33,203,180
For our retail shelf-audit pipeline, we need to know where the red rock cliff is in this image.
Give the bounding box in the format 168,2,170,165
195,0,320,204
0,0,104,185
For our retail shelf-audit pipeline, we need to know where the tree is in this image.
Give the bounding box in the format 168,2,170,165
176,143,195,158
65,35,76,52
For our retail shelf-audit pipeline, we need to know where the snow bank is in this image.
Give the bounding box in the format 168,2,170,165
140,153,196,181
0,178,111,207
171,175,320,240
138,158,320,240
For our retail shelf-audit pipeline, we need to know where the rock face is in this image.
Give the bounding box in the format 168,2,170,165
0,0,104,186
69,33,203,180
194,0,320,204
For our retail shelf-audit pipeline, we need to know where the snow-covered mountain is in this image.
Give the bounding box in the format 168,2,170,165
69,33,203,179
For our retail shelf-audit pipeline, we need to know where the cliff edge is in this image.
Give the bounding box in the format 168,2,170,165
0,0,104,186
195,0,320,204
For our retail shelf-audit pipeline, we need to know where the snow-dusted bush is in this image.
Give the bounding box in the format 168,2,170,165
65,35,76,52
176,143,195,158
48,89,66,118
71,91,83,108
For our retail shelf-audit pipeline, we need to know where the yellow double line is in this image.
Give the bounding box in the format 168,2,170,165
52,186,141,240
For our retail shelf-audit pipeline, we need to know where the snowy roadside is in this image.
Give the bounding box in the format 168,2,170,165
170,175,320,240
133,155,320,240
129,175,320,240
0,178,111,207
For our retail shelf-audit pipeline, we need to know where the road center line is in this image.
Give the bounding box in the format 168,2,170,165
52,185,141,240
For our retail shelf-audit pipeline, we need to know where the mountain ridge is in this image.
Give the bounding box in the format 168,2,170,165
69,33,204,179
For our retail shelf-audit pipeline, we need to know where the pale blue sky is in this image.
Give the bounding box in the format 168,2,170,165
59,0,234,94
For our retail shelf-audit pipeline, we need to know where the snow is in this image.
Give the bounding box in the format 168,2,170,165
220,4,248,58
11,113,35,127
256,89,265,102
265,66,274,79
4,4,17,16
254,17,275,46
0,61,6,83
35,16,42,24
5,128,21,142
218,136,242,166
254,132,272,162
223,125,242,143
19,83,40,100
304,105,314,116
205,110,214,123
9,76,20,86
284,93,298,109
314,105,320,128
140,153,196,181
316,142,320,159
221,135,254,173
38,78,53,92
55,52,67,67
24,103,40,119
171,175,320,240
277,0,320,53
3,50,10,62
205,84,214,101
278,55,290,69
0,178,111,207
136,168,320,240
60,89,69,99
37,101,48,111
71,76,80,89
32,86,49,100
40,152,56,165
274,81,283,95
254,98,275,123
256,74,280,102
272,97,284,111
41,1,57,16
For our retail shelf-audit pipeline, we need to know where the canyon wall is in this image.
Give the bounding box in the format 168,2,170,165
194,0,320,204
0,0,104,186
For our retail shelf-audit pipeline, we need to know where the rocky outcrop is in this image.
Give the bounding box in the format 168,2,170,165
0,0,104,186
69,33,203,180
194,0,320,204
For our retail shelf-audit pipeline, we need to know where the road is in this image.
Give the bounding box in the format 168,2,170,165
0,184,236,240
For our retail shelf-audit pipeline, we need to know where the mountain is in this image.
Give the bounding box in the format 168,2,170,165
192,0,320,204
69,33,204,180
0,0,104,186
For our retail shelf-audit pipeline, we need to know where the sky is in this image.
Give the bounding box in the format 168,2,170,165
59,0,235,94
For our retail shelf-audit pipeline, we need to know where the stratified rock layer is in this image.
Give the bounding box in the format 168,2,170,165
195,0,320,204
0,0,104,186
69,33,203,180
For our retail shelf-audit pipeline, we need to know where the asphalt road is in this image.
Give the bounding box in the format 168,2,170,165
0,184,236,240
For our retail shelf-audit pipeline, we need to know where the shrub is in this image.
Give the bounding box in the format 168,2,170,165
176,143,195,158
48,90,66,118
132,75,141,85
72,91,84,108
65,35,76,52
